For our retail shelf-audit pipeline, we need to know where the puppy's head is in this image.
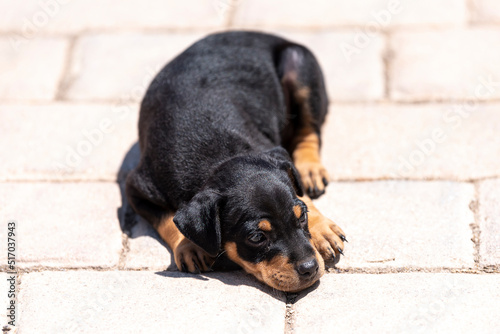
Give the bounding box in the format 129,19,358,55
174,147,324,292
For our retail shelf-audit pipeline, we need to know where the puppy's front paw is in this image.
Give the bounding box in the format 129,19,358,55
295,161,329,199
173,239,215,274
309,217,346,265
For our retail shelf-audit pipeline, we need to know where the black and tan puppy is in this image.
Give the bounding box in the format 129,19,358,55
126,31,346,292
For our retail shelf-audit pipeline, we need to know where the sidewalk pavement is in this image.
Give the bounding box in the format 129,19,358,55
1,0,499,333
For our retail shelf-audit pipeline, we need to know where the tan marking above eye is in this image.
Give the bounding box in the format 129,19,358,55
258,220,272,232
293,204,302,219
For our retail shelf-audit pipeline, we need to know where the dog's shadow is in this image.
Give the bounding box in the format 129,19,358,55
116,142,318,303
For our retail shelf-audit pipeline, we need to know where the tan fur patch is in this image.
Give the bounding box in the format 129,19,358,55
295,86,310,104
298,196,321,228
293,204,302,219
156,214,184,249
225,242,264,282
292,131,321,165
258,220,272,232
157,213,214,272
225,241,323,292
286,81,322,168
286,81,330,195
300,195,345,263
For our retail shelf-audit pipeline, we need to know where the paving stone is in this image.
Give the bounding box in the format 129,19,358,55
0,103,138,181
471,0,500,23
124,217,173,271
478,179,500,266
390,28,500,101
64,32,209,101
278,31,384,101
0,183,123,268
321,103,500,181
0,37,67,100
18,271,285,333
0,0,224,34
293,273,500,333
233,0,466,28
313,181,475,269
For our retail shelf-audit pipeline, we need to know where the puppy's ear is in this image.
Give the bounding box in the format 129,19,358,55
173,189,222,256
264,147,304,197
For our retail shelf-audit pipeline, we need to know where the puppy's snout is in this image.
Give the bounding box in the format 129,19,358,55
296,257,319,278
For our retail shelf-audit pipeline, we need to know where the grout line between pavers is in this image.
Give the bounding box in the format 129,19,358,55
4,265,499,274
1,177,500,186
466,0,476,25
473,180,500,273
3,22,500,39
5,97,500,106
382,30,392,101
379,97,500,104
54,35,78,101
0,179,120,184
14,271,22,330
117,233,130,270
284,293,298,334
325,176,500,183
226,23,499,31
0,27,227,38
470,181,482,269
223,0,238,29
327,266,500,274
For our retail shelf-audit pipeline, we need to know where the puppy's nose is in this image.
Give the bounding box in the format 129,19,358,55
296,258,319,278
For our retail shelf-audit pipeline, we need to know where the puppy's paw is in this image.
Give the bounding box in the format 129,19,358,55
173,238,215,274
309,217,346,265
295,161,329,199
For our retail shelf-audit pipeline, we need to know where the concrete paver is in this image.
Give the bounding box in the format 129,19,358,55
322,103,500,181
390,28,500,101
0,183,123,268
314,181,475,269
293,273,500,333
2,102,498,183
0,37,67,100
471,0,500,23
233,0,466,28
64,33,209,101
0,103,138,181
18,271,285,333
124,217,173,271
278,31,384,101
0,0,224,34
478,179,500,267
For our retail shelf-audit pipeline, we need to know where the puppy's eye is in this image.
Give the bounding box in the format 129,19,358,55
248,232,266,245
299,211,308,227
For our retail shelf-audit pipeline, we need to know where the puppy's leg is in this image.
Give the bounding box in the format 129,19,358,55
126,169,214,273
156,214,215,273
299,195,346,264
278,44,330,199
292,126,329,199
